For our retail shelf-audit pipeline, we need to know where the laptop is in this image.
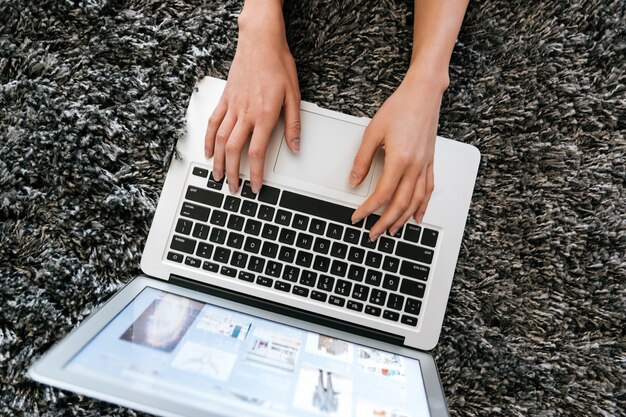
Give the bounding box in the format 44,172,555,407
29,76,480,417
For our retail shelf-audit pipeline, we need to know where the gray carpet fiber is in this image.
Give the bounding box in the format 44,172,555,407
1,0,625,415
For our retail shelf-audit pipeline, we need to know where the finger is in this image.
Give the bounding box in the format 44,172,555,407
369,166,421,240
414,164,435,223
348,123,382,188
204,99,227,158
284,88,301,153
248,122,275,194
388,169,427,236
351,150,407,227
212,112,237,181
224,119,252,193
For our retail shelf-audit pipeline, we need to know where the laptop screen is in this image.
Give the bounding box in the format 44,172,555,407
65,286,431,417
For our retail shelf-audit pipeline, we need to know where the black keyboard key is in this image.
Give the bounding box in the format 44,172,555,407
209,227,227,244
226,232,244,249
213,247,231,264
283,265,300,282
404,224,422,242
343,228,360,244
192,223,210,240
365,305,382,317
326,223,344,240
256,276,273,287
365,251,382,268
220,266,237,277
317,275,335,292
313,237,331,254
244,219,262,236
202,261,219,273
347,265,365,282
334,279,352,296
292,214,309,230
175,219,193,235
387,293,405,311
280,190,354,225
330,242,348,259
208,171,225,189
261,223,279,241
311,290,328,302
241,200,258,217
180,202,210,222
167,252,184,263
382,274,400,291
369,289,387,306
383,310,400,322
347,247,365,264
265,261,283,278
227,214,245,231
185,186,224,208
401,315,418,326
258,185,280,205
400,280,426,298
396,241,434,264
300,270,317,287
360,232,377,249
329,260,348,277
296,251,313,268
275,281,291,292
261,241,279,258
278,246,296,263
244,236,262,254
405,298,422,315
239,271,255,282
171,235,196,254
292,285,309,297
309,218,326,235
258,204,275,222
365,214,380,230
365,270,382,286
196,242,214,259
248,256,266,273
224,195,241,212
352,284,369,301
378,237,395,253
193,167,209,178
275,209,292,226
278,228,296,245
210,210,227,226
184,256,201,268
296,233,314,249
312,255,330,272
329,295,346,307
382,256,400,273
400,261,430,281
240,181,257,199
421,228,439,247
347,300,364,312
230,251,248,268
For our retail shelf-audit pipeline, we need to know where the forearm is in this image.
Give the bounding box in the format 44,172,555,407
239,0,285,35
408,0,469,90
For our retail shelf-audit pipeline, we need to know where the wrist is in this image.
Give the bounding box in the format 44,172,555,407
239,0,285,37
404,62,450,94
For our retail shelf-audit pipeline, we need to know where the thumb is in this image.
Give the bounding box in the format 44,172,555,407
349,124,381,187
284,90,301,153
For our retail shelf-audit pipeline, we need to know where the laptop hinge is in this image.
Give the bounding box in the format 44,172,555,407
169,274,406,347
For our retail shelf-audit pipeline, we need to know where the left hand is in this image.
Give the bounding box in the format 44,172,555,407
349,68,447,240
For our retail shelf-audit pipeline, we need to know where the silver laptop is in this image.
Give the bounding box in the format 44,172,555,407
29,76,480,417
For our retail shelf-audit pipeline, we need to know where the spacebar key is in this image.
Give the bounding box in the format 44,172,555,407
280,191,354,225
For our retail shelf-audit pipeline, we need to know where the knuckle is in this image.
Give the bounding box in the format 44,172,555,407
248,146,264,161
396,199,410,213
207,114,221,127
215,130,229,144
376,195,390,207
224,141,239,155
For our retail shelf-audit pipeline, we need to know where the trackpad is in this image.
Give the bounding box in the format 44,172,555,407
273,110,376,197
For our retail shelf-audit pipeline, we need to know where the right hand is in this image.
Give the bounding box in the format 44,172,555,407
204,2,301,194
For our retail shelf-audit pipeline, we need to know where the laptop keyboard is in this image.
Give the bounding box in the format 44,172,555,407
166,165,439,328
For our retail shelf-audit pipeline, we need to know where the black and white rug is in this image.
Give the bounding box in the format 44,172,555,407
1,0,624,415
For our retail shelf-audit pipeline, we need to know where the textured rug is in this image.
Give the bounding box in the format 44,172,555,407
1,0,624,416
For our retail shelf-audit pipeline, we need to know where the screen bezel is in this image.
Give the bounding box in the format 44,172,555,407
29,275,449,417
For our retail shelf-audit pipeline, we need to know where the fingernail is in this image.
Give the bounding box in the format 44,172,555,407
213,169,222,180
229,181,236,194
292,138,300,153
251,182,261,194
417,214,424,224
349,172,359,187
351,216,362,225
370,233,379,242
389,227,398,237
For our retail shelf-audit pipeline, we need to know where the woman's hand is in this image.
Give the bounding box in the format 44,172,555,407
205,1,300,194
349,67,449,240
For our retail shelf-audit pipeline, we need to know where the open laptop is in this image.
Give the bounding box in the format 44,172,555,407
29,76,480,417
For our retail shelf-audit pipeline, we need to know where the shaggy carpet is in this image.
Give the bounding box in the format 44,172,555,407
1,0,624,416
